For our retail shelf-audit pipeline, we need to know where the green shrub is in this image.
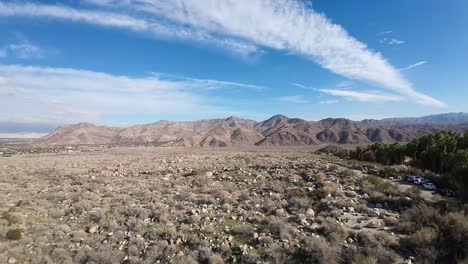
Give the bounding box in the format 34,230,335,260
343,169,358,177
6,228,22,240
382,167,398,178
364,175,382,185
364,175,397,194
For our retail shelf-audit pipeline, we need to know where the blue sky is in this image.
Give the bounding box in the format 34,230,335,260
0,0,467,131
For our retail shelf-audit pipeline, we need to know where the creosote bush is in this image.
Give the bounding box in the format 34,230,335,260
6,228,22,240
398,204,468,263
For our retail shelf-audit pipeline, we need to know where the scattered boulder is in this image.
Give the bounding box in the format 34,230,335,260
366,220,381,228
306,208,315,218
87,225,100,234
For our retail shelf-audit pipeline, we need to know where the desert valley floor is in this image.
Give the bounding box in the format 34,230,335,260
0,145,452,263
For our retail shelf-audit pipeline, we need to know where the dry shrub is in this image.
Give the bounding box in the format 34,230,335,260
1,212,19,225
297,236,341,264
259,217,294,241
343,169,358,177
232,224,256,238
398,204,440,233
399,205,468,263
405,186,422,199
264,243,288,264
74,247,124,264
323,182,338,194
209,254,225,264
383,216,399,226
51,248,73,264
240,251,261,264
352,232,400,264
314,172,326,181
352,254,378,264
173,254,198,264
318,218,349,242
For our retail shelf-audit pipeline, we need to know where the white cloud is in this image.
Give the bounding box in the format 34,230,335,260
0,1,445,107
336,81,352,88
319,89,404,103
0,2,149,30
319,99,339,105
275,95,307,104
0,2,257,57
0,77,8,86
289,83,307,89
0,40,43,59
6,42,42,58
400,61,428,71
0,64,262,124
377,30,393,36
175,77,265,90
380,38,405,45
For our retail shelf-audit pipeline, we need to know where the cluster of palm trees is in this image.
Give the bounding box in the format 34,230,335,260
348,131,468,200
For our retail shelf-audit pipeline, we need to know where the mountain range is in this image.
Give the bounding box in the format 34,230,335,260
362,112,468,126
34,113,468,146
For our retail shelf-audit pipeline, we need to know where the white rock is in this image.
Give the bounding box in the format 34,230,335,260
306,208,315,218
87,225,100,234
275,209,286,217
367,220,381,228
204,171,214,177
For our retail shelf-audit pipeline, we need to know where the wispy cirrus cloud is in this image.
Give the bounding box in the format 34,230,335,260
0,1,444,107
0,2,258,57
0,64,263,124
0,40,43,59
380,38,405,45
377,30,393,36
320,99,339,105
378,31,405,45
274,95,307,104
400,61,428,71
319,89,403,103
289,83,307,89
151,72,265,90
336,81,353,88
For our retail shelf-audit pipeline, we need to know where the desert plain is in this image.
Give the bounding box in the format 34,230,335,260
0,144,438,264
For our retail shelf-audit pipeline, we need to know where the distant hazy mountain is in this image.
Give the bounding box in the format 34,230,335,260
0,121,58,133
361,113,468,126
34,114,468,146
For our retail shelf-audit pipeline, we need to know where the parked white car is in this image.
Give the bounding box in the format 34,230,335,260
423,182,437,190
414,177,429,185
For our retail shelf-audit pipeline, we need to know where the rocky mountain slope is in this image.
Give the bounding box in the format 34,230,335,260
34,115,468,146
362,112,468,125
36,123,121,145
